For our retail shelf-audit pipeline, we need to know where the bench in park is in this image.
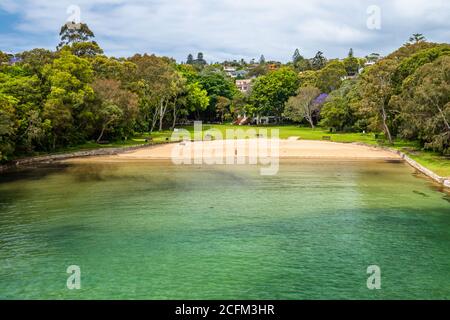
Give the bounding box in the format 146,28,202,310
97,140,110,145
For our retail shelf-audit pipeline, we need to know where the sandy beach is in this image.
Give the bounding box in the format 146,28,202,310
64,139,401,163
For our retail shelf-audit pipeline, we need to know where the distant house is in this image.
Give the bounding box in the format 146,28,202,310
363,53,382,69
341,74,359,80
224,66,249,78
235,69,249,78
224,66,237,77
366,53,381,63
358,60,379,74
257,116,279,125
236,79,253,93
224,66,236,72
268,63,279,71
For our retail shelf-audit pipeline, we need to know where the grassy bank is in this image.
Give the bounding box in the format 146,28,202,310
155,124,377,143
397,149,450,177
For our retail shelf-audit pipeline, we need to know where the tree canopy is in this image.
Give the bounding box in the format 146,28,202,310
250,67,299,118
1,28,449,161
283,86,321,128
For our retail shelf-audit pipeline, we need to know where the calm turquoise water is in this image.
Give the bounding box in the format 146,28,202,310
0,160,449,299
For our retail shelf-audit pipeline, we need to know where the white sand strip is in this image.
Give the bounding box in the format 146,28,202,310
64,139,401,163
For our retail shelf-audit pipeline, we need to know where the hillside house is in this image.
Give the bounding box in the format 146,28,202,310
236,79,252,93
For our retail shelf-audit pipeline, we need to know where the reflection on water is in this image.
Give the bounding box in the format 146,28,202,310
0,160,449,299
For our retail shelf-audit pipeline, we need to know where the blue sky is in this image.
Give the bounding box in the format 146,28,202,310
1,0,449,62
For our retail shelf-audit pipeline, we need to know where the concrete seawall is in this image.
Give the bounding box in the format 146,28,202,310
0,143,155,173
354,143,450,189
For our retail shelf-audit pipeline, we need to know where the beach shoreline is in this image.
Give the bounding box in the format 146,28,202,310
3,139,448,189
62,139,401,162
61,139,449,189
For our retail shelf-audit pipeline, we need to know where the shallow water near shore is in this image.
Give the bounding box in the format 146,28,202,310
0,160,449,299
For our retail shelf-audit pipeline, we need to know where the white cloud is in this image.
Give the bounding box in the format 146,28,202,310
1,0,449,61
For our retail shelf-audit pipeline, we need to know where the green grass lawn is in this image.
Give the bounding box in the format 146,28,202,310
156,124,380,143
398,149,450,177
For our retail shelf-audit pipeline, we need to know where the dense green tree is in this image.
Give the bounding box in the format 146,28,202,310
392,44,450,92
186,82,210,120
248,64,268,77
319,80,360,131
0,67,44,111
355,41,447,146
343,48,360,76
298,70,319,88
58,23,95,48
176,64,199,84
17,49,55,76
186,54,194,64
250,67,299,119
42,49,94,148
198,70,236,100
57,23,103,57
69,41,104,57
292,49,303,63
95,103,123,142
366,53,381,63
0,93,17,160
229,92,248,119
295,59,313,72
316,60,347,93
358,59,398,144
348,48,354,58
311,51,327,70
0,51,9,64
91,78,139,141
197,70,237,119
91,55,137,82
0,65,47,153
128,54,179,132
161,71,185,131
385,41,437,61
216,96,231,123
409,33,426,44
292,49,312,72
192,52,207,70
283,86,321,128
259,55,266,64
394,56,450,154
